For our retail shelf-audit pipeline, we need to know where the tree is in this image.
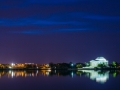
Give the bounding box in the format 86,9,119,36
112,61,117,68
76,63,83,68
97,63,106,68
85,62,90,67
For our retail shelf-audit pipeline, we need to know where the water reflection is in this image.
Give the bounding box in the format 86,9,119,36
78,70,109,83
0,70,119,83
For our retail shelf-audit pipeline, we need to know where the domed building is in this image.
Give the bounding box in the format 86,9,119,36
89,57,108,68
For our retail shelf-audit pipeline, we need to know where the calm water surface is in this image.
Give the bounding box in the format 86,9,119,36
0,70,120,90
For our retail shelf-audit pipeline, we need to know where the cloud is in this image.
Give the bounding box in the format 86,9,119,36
1,11,120,33
0,17,86,26
69,12,120,21
1,11,119,27
50,28,90,33
84,15,120,21
10,30,44,34
0,0,103,9
27,0,102,4
9,28,91,35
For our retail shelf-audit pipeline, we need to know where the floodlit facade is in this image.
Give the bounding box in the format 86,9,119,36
90,57,108,68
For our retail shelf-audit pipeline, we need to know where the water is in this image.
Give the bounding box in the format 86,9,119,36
0,70,120,90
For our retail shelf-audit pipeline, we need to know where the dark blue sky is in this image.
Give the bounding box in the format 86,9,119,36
0,0,120,63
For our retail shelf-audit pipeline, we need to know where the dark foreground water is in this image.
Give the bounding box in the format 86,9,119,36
0,70,120,90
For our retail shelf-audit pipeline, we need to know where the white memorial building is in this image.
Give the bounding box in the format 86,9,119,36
89,57,108,68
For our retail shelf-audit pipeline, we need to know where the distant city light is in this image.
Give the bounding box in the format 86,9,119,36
46,64,49,67
11,63,15,66
71,64,74,67
9,66,12,69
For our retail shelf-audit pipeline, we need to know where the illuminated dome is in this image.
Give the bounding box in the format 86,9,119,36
95,57,107,61
89,57,109,68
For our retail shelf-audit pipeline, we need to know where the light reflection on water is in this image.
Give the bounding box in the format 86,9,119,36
0,70,119,84
78,70,109,83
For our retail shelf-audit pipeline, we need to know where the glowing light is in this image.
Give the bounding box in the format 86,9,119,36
95,57,107,61
47,69,51,72
96,76,108,83
46,64,49,67
9,67,12,69
71,72,74,78
79,70,109,84
11,63,15,66
71,64,74,67
11,71,14,78
46,72,49,76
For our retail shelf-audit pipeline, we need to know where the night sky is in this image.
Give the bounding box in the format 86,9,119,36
0,0,120,63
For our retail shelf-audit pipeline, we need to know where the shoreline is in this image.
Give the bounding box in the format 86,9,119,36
0,68,119,70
